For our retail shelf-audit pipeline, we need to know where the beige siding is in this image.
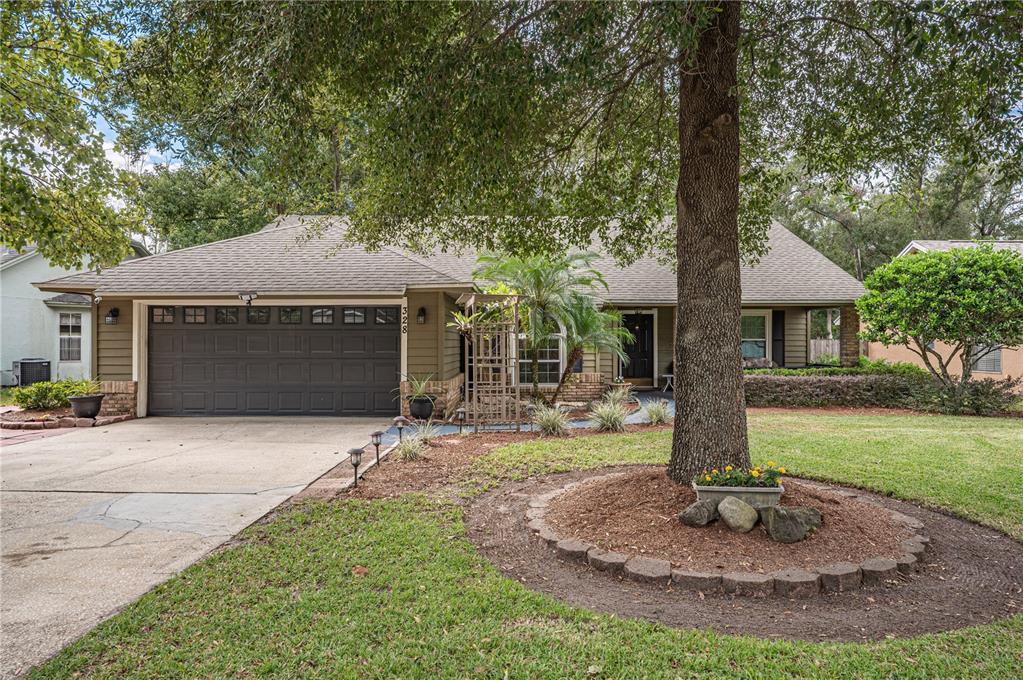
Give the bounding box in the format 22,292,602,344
405,291,442,378
655,306,674,377
441,294,462,380
782,307,808,367
96,299,133,380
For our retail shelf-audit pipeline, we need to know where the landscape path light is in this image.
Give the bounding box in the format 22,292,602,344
370,431,384,465
349,447,364,488
393,415,410,441
455,407,466,435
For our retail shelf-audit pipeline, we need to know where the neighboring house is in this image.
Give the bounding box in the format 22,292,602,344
1,244,150,386
867,239,1023,381
36,216,865,418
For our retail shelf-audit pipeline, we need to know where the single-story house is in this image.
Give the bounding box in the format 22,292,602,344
2,242,149,386
36,215,866,418
867,239,1023,381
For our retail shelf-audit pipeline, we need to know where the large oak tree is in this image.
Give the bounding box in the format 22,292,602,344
117,1,1022,482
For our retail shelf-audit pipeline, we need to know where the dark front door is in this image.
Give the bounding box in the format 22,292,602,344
622,313,653,380
147,304,401,416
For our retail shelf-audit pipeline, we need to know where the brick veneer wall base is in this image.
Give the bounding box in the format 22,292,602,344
839,305,861,368
99,380,137,416
538,372,608,403
400,374,465,419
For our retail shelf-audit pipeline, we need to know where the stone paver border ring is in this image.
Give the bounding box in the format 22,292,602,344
525,472,932,599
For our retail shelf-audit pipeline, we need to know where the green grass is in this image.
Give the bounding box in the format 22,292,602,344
475,413,1023,539
0,387,15,406
32,413,1023,678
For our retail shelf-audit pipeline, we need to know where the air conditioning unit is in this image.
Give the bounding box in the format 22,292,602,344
13,358,51,386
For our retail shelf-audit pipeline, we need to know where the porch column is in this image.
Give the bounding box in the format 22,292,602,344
839,304,860,367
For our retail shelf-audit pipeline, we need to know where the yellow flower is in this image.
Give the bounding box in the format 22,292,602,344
725,465,733,472
767,460,776,467
751,469,761,478
712,469,719,475
704,475,712,482
778,467,786,474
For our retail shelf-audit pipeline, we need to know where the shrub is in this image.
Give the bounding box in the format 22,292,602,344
409,420,442,446
590,400,627,432
644,399,671,425
696,460,785,488
744,357,926,378
394,437,425,462
10,379,101,410
916,377,1022,416
743,373,929,408
602,383,634,408
532,404,568,437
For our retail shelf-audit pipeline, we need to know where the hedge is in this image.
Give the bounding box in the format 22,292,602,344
743,374,931,409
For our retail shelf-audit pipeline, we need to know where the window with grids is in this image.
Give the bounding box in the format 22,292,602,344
279,307,302,324
519,337,561,385
246,307,270,324
215,307,238,324
59,312,82,361
151,306,174,323
311,307,334,324
183,307,206,324
343,307,366,324
740,313,769,359
375,307,398,325
972,345,1002,373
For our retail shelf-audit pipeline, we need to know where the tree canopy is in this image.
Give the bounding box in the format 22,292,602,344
857,245,1023,385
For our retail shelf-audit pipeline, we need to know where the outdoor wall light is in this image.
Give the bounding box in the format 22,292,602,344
349,447,364,488
104,308,120,325
455,407,466,435
238,291,259,306
370,430,384,465
392,415,410,441
416,307,427,324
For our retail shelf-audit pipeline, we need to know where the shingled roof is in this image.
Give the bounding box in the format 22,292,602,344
37,215,864,305
899,239,1023,257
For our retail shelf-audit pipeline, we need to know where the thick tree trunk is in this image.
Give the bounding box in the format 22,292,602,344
551,346,584,403
667,1,750,484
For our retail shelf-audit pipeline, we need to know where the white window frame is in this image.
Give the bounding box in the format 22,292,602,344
59,312,82,362
740,309,772,362
517,324,566,387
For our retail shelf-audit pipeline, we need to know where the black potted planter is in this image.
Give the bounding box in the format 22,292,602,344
69,393,105,419
408,396,435,421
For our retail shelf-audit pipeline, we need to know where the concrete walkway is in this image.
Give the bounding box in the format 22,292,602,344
0,416,386,679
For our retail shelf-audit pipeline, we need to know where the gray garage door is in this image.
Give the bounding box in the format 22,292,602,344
148,305,401,416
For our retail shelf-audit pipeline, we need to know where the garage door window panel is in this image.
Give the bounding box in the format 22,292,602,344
344,307,366,324
375,307,398,325
152,307,174,323
312,307,334,324
215,307,238,324
247,307,270,324
280,307,302,324
184,307,206,324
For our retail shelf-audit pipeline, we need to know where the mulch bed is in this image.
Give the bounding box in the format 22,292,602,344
0,407,72,422
544,467,909,573
467,468,1023,641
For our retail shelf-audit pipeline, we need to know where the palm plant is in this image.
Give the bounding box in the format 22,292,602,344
550,295,633,404
474,251,606,396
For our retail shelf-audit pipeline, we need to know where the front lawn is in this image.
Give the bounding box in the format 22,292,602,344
33,413,1023,678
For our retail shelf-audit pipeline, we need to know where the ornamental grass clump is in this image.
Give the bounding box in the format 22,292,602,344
589,400,627,432
644,399,671,425
602,383,634,408
695,460,785,488
395,437,426,462
409,420,442,445
532,404,569,437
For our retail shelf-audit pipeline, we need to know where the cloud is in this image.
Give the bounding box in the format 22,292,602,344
103,141,179,174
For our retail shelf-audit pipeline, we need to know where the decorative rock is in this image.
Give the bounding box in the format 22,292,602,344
528,498,548,509
671,570,721,592
526,518,546,533
43,420,60,429
588,549,628,574
58,417,77,427
525,507,544,521
679,500,719,527
895,553,918,574
889,511,924,530
22,421,45,430
817,562,861,592
911,534,931,550
860,557,898,586
75,418,94,427
759,506,822,543
722,572,774,597
717,496,759,533
772,568,820,598
624,556,672,585
555,538,592,562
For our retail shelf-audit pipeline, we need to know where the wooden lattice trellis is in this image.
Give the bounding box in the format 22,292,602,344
457,293,521,432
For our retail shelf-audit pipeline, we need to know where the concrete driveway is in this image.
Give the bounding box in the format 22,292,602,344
0,416,384,678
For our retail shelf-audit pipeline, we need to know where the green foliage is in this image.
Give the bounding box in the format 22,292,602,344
696,461,784,488
409,420,442,446
916,377,1023,417
643,399,671,426
552,295,633,402
397,374,434,401
11,378,100,410
126,163,271,251
858,246,1023,385
589,400,627,433
531,404,569,438
1,0,134,268
745,357,927,377
602,383,635,408
394,437,425,462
